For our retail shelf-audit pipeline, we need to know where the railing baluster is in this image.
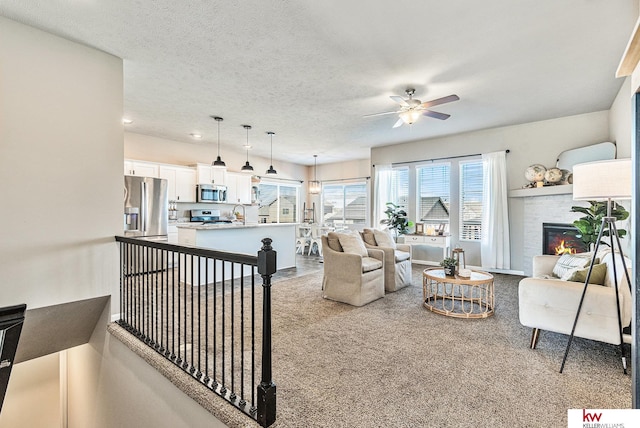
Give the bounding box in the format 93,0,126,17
114,236,276,427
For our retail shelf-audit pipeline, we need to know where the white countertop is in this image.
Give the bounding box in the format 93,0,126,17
175,222,297,230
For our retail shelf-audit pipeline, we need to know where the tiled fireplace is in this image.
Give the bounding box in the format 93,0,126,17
521,192,580,275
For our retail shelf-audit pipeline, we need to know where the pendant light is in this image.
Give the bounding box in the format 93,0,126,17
241,125,254,172
309,154,321,194
266,131,277,175
211,116,226,168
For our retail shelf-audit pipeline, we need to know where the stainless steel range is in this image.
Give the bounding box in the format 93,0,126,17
189,209,232,224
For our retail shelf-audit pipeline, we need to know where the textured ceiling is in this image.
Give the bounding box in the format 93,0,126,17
1,1,637,165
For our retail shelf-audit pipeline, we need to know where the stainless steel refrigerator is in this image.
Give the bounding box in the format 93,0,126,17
123,175,168,238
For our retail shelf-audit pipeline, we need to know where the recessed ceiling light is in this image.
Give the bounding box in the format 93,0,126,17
190,133,202,139
122,118,133,125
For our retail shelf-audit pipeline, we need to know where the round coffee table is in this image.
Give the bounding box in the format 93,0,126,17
422,268,494,318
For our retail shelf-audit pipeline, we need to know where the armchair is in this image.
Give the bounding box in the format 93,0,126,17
360,228,412,292
321,234,385,307
518,251,631,349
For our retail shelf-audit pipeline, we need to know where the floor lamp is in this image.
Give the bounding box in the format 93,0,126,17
560,158,632,374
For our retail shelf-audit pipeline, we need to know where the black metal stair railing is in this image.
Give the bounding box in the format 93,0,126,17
115,236,276,427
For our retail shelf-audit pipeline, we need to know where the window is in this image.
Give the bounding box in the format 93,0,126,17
391,167,409,211
257,183,299,223
460,160,483,241
322,182,368,227
416,163,450,228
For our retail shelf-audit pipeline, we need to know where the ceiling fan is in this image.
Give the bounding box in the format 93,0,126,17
364,89,460,128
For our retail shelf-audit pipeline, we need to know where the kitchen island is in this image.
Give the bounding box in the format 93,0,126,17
176,222,296,284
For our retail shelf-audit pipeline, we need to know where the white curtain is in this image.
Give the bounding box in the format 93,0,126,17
481,151,510,269
373,164,394,227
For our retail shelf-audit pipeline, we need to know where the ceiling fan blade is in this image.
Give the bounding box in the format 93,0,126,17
390,96,409,107
420,94,460,109
422,110,450,120
392,118,404,128
363,110,400,118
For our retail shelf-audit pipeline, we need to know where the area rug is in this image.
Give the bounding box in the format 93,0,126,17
268,268,632,427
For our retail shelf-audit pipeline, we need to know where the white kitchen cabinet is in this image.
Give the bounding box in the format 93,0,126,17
195,163,212,184
159,165,196,202
194,163,227,185
226,172,252,204
124,160,159,177
175,168,196,202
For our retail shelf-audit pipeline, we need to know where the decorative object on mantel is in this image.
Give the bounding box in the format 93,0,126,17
522,164,572,188
440,257,458,277
524,164,546,188
543,167,563,184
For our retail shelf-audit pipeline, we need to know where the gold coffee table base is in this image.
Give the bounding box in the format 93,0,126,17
422,268,494,319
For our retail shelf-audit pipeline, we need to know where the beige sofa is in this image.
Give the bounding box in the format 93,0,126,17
360,228,412,292
321,234,385,307
518,251,631,348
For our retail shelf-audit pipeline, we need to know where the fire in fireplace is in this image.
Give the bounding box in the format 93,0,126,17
542,223,589,255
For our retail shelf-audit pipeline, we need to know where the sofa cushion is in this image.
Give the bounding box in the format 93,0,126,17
361,256,383,273
563,263,607,285
326,232,343,252
394,250,411,262
552,253,593,278
337,232,368,257
373,229,396,249
361,228,377,246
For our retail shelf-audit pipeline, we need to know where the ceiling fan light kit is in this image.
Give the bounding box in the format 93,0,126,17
211,116,227,168
364,88,460,128
240,125,254,172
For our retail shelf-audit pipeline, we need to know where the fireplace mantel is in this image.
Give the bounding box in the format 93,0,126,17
508,184,573,198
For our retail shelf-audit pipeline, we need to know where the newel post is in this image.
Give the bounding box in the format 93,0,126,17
257,238,277,427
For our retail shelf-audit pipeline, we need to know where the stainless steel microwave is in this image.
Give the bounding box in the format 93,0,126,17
196,184,227,203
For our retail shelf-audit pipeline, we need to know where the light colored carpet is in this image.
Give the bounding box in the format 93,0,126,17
268,267,632,428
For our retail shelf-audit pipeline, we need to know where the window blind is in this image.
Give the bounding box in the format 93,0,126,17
417,163,450,223
460,160,483,240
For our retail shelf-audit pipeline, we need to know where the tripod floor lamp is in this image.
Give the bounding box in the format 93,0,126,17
560,158,632,374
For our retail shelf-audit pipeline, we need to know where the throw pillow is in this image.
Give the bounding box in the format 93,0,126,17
337,232,368,257
373,229,396,249
563,263,607,285
326,232,343,252
361,228,377,246
552,253,594,278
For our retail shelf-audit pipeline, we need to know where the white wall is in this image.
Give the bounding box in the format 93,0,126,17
0,18,228,428
0,15,122,426
610,77,633,157
371,110,618,271
0,16,122,311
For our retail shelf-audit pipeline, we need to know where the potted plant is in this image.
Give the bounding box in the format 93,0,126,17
440,257,458,276
380,202,413,241
571,201,629,250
